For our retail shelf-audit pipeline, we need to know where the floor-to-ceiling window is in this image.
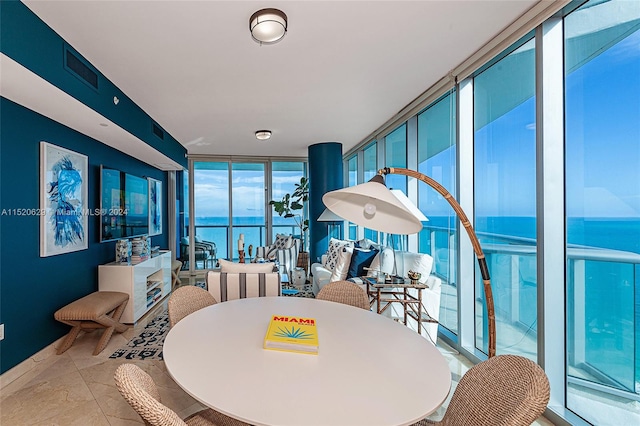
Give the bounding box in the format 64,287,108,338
385,124,407,193
231,163,266,260
473,37,538,358
385,124,408,250
271,161,306,244
347,155,358,240
564,1,640,422
193,162,230,266
417,91,458,334
363,141,379,243
192,159,305,266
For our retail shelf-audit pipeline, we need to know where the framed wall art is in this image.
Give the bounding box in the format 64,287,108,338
148,177,162,236
40,141,88,257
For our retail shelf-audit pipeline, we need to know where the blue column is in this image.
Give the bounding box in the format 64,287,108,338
308,142,343,265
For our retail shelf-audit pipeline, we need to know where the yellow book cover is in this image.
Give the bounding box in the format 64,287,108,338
263,315,319,354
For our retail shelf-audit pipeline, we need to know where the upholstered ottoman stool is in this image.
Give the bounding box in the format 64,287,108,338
171,259,183,287
54,291,129,356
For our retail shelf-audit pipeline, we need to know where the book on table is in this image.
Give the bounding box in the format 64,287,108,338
263,315,318,354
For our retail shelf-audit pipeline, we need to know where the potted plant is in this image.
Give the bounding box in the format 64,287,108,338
269,176,309,272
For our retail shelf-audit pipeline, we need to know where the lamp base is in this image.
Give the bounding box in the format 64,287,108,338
385,275,405,284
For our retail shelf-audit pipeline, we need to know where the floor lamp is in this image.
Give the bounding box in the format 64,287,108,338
322,167,496,358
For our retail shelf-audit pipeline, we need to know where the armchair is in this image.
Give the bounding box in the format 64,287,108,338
180,236,217,269
253,234,300,277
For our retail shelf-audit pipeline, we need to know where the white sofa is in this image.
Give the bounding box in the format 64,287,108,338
310,245,442,341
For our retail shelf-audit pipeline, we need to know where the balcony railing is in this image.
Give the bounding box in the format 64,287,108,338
421,223,640,402
186,224,298,263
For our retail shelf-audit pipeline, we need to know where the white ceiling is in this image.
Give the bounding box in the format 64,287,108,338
21,0,540,159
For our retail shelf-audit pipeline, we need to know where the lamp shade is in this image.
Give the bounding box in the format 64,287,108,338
390,189,428,222
317,208,343,222
322,175,423,235
250,8,287,45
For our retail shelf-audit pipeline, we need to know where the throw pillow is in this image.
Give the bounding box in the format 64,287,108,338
355,238,375,250
274,234,293,249
329,246,354,282
219,259,275,273
323,238,355,271
347,247,379,279
265,234,293,259
396,252,434,284
367,247,395,276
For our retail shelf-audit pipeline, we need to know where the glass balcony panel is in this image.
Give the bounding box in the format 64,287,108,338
564,0,640,421
473,36,537,357
232,163,265,260
385,124,407,193
418,92,458,334
193,161,229,268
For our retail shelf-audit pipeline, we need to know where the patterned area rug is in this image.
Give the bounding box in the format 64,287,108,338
110,281,314,361
282,283,315,298
109,310,168,361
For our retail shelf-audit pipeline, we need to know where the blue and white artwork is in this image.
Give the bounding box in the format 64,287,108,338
40,142,88,257
148,177,162,236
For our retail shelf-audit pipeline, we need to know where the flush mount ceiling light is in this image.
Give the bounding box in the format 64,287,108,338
249,8,287,45
255,130,272,140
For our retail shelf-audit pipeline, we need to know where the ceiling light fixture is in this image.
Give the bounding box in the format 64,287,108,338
255,130,272,140
249,8,287,45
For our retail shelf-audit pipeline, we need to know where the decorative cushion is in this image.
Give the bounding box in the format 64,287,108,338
219,259,275,273
329,247,354,282
274,234,293,249
355,238,376,250
323,238,355,271
266,234,293,259
367,247,395,276
396,252,434,284
347,248,379,279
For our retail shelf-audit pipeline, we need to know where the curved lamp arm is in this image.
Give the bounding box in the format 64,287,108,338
381,167,496,358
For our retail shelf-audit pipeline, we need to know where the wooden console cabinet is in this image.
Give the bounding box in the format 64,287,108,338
98,251,171,324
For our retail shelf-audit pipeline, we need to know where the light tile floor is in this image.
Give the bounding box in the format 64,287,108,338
0,279,555,425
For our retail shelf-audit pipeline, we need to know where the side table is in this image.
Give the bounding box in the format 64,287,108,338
363,276,437,335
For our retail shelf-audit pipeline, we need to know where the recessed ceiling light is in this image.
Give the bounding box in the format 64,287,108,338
99,123,108,127
255,130,272,140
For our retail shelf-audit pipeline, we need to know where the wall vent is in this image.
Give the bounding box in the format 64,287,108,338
152,123,164,140
64,46,98,90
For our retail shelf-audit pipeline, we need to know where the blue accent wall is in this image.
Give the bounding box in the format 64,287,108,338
0,98,170,374
308,142,343,264
0,1,186,373
0,1,187,168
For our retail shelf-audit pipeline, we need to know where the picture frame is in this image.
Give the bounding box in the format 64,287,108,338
148,177,162,236
40,141,89,257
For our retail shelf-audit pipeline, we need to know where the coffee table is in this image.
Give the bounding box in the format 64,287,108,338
163,297,451,426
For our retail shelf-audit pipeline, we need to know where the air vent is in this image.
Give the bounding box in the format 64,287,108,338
64,47,98,90
152,123,164,140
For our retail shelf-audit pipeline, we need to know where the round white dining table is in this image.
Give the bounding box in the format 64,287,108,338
163,296,451,426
